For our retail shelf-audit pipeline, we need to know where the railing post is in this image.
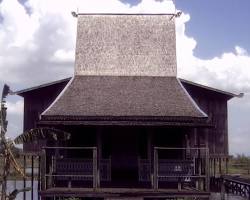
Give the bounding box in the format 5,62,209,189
93,147,98,189
40,149,46,191
31,155,34,200
153,147,158,190
38,155,41,192
226,157,229,174
220,178,225,200
23,154,26,200
205,148,210,192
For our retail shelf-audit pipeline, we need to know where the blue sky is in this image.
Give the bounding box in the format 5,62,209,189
0,0,250,155
175,0,250,59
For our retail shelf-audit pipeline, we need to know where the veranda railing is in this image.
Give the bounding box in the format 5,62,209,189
41,147,98,190
152,147,210,191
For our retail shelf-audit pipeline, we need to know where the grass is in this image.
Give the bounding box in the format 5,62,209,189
227,155,250,179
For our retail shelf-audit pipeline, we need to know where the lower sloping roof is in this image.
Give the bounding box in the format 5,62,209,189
41,76,207,122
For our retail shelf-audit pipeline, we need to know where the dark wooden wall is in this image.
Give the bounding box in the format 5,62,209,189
182,82,231,156
20,81,69,151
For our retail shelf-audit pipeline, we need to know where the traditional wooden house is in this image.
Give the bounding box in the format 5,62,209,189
15,14,241,200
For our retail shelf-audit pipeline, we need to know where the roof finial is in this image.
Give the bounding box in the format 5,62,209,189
175,11,182,18
71,11,78,18
72,5,79,18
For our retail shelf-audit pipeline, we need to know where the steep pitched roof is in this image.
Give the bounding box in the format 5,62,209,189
74,14,177,77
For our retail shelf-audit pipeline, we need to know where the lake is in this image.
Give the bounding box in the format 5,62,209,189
7,180,38,200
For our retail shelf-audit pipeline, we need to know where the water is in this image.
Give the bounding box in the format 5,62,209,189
7,180,38,200
5,181,247,200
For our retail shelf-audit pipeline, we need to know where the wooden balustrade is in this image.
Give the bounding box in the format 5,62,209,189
40,146,210,192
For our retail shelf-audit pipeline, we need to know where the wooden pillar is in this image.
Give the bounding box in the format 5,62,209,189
40,149,46,191
196,128,201,175
147,130,152,187
93,147,98,189
226,157,229,174
23,155,26,200
31,155,34,200
153,148,158,190
147,131,152,165
205,129,210,192
97,129,102,187
214,158,216,177
219,158,222,175
220,179,226,200
38,155,41,198
196,128,203,190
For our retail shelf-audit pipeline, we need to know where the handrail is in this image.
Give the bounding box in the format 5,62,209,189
43,146,97,150
154,147,208,150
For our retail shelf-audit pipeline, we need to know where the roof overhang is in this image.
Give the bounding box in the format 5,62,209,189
38,116,212,127
40,76,207,123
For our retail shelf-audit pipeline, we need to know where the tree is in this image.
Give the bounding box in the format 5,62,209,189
0,85,27,200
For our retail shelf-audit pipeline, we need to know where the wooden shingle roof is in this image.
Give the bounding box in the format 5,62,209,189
75,14,177,77
41,76,207,121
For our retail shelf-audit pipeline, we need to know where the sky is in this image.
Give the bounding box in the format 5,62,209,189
0,0,250,155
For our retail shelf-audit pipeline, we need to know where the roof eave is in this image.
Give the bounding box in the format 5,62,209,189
38,115,211,127
179,78,243,99
15,77,72,97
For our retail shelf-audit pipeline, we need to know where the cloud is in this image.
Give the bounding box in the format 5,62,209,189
176,13,250,93
0,0,77,86
0,0,250,155
75,0,175,13
4,99,24,139
6,100,23,115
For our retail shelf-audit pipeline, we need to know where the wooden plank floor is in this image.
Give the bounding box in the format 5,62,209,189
40,187,211,198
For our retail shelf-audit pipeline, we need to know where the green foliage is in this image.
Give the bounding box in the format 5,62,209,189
235,154,250,163
228,154,250,178
232,154,250,164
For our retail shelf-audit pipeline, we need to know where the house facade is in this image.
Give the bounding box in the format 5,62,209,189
15,14,240,200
